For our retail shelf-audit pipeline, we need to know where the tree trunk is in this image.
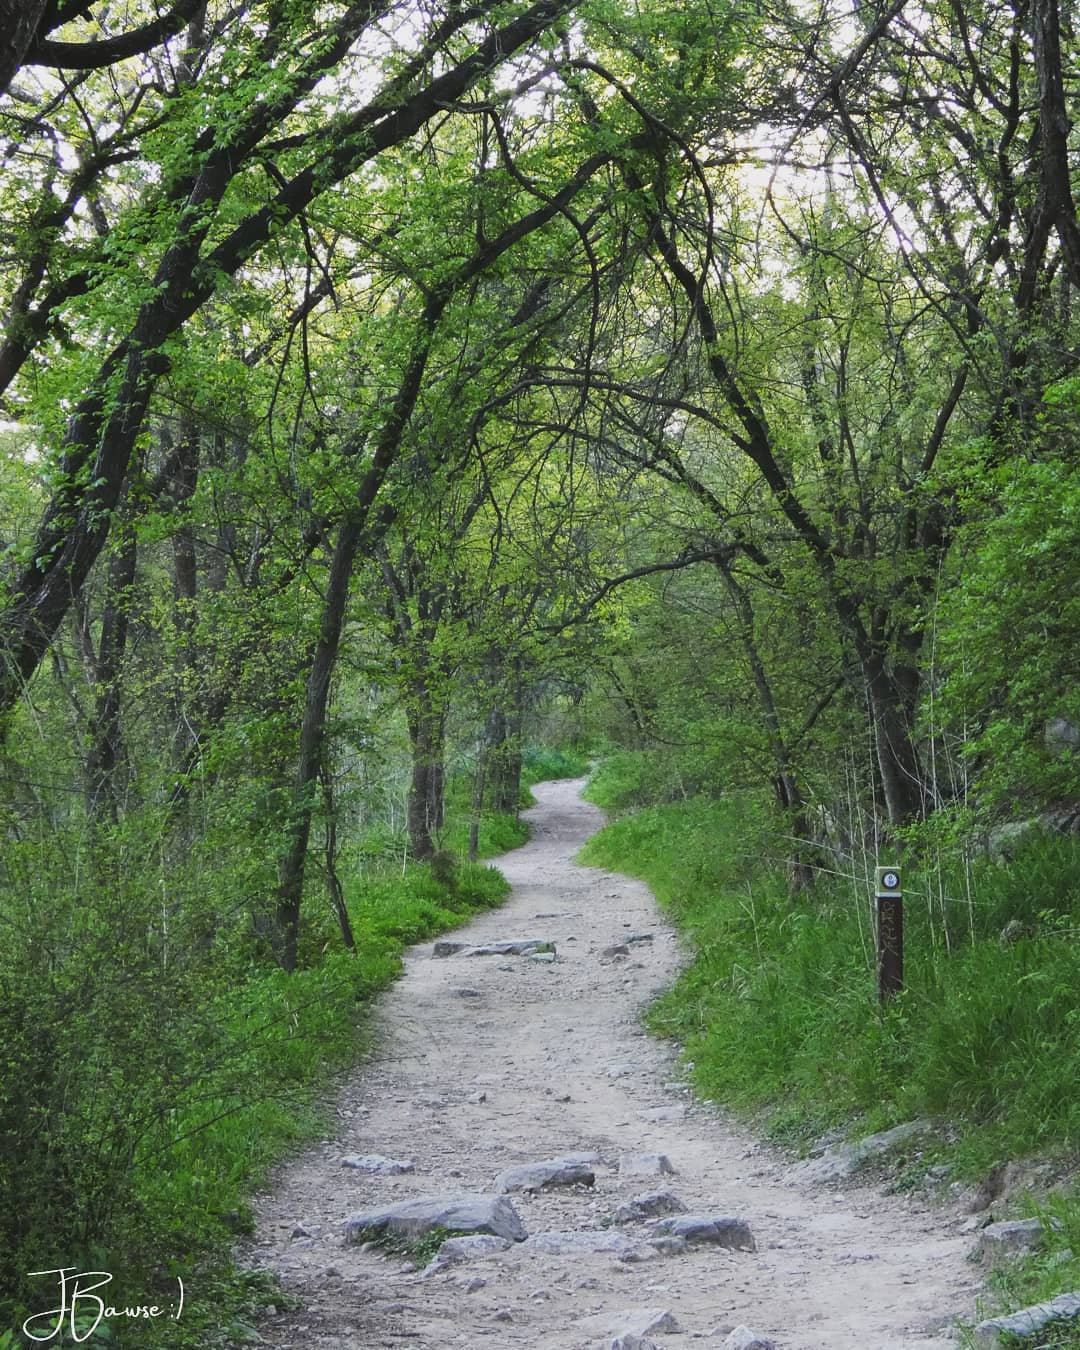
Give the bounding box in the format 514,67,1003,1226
274,512,362,972
406,691,446,860
863,650,925,829
320,765,355,952
487,672,525,814
83,529,138,820
716,558,819,892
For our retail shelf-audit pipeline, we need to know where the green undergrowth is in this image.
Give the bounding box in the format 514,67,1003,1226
522,743,591,787
1,852,508,1348
364,1224,461,1267
579,790,1080,1332
582,748,690,812
440,808,530,857
580,793,1080,1156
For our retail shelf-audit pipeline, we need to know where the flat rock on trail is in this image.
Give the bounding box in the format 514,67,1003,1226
239,779,980,1349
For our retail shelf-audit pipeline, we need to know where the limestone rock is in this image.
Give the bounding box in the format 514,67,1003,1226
989,819,1046,862
601,943,631,959
432,940,470,957
344,1193,526,1245
494,1158,596,1193
619,1152,676,1178
611,1190,688,1224
722,1328,776,1350
653,1214,756,1251
649,1236,688,1256
972,1291,1080,1348
523,1231,656,1262
1045,717,1080,757
626,932,655,945
581,1307,683,1339
790,1119,935,1183
467,939,556,957
340,1154,415,1175
421,1234,512,1276
977,1217,1056,1262
608,1336,660,1350
637,1105,686,1123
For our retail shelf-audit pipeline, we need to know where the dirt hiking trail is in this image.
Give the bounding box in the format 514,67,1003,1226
242,779,981,1349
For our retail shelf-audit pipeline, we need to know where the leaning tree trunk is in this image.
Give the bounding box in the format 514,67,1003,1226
275,512,362,972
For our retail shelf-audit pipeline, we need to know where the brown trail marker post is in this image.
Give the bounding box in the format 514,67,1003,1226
875,866,903,1003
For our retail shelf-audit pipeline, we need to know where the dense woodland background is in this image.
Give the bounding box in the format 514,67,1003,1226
1,0,1079,1343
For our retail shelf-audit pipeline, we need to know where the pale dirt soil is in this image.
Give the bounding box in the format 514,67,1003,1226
237,778,983,1349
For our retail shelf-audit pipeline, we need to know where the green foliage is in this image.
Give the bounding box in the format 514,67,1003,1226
581,748,689,812
0,818,508,1346
363,1224,460,1266
521,743,591,787
934,453,1080,813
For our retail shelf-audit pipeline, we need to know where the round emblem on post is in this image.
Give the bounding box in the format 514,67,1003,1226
882,871,899,891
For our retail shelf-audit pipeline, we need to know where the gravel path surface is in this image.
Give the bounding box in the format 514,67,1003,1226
238,778,981,1349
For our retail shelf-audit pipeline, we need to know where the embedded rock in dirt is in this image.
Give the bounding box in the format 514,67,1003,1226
607,1336,660,1350
789,1119,935,1183
432,939,471,957
972,1291,1080,1347
653,1214,756,1251
637,1105,685,1123
523,1231,659,1261
494,1157,596,1193
421,1234,512,1275
722,1327,776,1349
619,1152,676,1178
611,1190,687,1223
344,1193,526,1245
467,938,556,957
977,1217,1055,1262
580,1307,683,1338
340,1154,414,1174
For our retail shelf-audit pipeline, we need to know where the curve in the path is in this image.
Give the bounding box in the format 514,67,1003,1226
240,778,980,1350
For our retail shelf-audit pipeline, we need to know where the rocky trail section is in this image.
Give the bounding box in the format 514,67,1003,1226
239,779,983,1349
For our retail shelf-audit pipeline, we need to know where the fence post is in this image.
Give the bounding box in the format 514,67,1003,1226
875,866,903,1003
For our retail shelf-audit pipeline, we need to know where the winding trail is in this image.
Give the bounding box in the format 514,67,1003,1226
241,779,981,1348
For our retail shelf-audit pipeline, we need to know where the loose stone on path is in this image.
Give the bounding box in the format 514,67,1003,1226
653,1214,756,1251
610,1190,687,1224
494,1156,596,1193
343,1193,527,1245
